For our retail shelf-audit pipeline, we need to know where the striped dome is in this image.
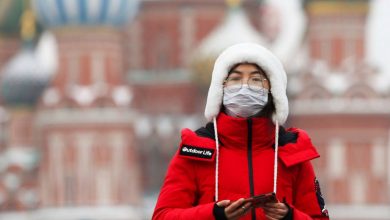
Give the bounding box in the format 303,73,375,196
31,0,140,28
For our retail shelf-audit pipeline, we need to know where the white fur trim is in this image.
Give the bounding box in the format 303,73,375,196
204,43,289,124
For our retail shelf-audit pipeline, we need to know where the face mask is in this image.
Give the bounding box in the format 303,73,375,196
223,85,269,118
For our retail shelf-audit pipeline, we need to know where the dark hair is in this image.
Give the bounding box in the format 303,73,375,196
255,93,275,118
228,63,243,75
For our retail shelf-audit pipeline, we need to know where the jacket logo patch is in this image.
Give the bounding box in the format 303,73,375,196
315,177,329,217
180,145,214,159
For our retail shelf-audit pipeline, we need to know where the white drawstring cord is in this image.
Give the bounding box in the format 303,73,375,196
213,117,220,201
273,120,279,194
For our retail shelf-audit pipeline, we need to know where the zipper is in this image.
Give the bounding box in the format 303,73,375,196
247,118,256,220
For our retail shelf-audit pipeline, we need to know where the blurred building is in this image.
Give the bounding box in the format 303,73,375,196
289,1,390,219
0,0,142,219
0,0,389,220
126,0,265,194
128,0,390,219
0,0,41,215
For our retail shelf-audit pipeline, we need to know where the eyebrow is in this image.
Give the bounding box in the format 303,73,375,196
229,70,264,75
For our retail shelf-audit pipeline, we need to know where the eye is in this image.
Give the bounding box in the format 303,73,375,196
251,77,263,82
226,73,242,82
227,76,242,82
250,74,266,81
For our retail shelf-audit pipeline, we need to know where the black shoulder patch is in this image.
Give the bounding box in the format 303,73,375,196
179,144,215,160
278,126,298,147
195,122,215,140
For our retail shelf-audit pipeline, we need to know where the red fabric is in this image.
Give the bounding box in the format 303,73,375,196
153,113,330,220
278,128,320,167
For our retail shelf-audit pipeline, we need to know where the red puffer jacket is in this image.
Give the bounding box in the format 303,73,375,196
153,113,330,220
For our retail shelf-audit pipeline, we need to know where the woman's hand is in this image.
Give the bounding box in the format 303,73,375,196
262,202,289,220
216,198,251,220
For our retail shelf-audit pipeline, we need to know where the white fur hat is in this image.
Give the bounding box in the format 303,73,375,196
204,43,289,124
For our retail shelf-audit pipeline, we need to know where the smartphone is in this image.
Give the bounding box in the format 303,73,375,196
244,192,278,208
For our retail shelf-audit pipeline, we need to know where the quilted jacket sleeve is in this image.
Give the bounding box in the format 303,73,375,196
291,161,330,220
152,151,215,220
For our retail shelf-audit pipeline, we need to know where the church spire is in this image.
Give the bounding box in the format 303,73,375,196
20,0,36,43
226,0,242,9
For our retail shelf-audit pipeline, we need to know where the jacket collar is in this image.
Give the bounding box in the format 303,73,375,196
216,112,275,151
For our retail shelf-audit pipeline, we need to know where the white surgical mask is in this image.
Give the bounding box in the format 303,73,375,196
223,85,269,118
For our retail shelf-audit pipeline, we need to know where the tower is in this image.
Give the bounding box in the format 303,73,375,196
31,0,142,219
0,0,49,212
192,0,267,93
125,0,265,196
288,1,390,219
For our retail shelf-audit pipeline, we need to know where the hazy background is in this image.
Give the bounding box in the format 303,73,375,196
0,0,389,219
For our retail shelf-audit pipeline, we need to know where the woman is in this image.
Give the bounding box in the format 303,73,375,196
152,43,330,220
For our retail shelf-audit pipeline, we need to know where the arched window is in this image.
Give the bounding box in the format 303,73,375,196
298,83,331,100
344,84,377,100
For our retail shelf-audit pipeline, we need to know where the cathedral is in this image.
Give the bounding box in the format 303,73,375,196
0,0,389,219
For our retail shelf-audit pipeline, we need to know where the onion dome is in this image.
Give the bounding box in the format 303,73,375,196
1,4,57,108
196,6,266,57
0,0,24,36
0,31,57,107
31,0,140,28
0,48,51,107
191,0,266,91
